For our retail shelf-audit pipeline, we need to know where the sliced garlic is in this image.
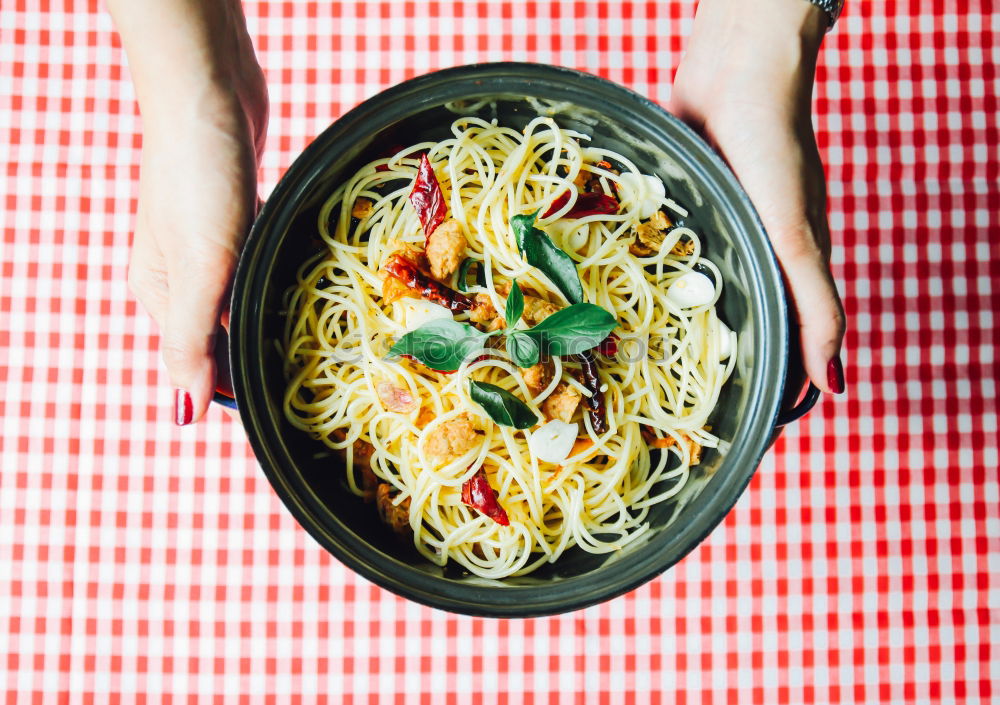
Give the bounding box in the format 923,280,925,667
567,225,590,251
528,420,579,464
718,319,733,360
666,271,716,308
394,299,453,330
619,172,666,220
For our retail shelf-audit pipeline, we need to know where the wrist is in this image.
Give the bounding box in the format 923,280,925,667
676,0,825,115
686,0,825,67
112,0,265,133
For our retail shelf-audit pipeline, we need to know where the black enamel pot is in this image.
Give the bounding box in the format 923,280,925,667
220,63,819,617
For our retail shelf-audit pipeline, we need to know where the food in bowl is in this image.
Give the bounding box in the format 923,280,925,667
279,115,737,579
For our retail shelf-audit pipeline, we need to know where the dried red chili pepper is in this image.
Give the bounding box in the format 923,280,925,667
597,333,619,357
384,254,473,312
409,153,448,241
542,191,619,219
575,350,607,434
461,468,509,526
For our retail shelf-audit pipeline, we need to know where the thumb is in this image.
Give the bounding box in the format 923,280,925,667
162,250,236,425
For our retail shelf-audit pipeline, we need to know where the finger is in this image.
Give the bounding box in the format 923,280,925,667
162,245,237,425
714,121,846,394
771,218,846,394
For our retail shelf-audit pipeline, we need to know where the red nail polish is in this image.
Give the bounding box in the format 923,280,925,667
827,355,845,394
175,389,193,425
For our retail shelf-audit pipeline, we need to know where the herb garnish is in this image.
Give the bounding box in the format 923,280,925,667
504,278,525,326
511,211,584,305
456,258,486,292
384,280,616,373
469,380,539,430
386,318,490,372
508,304,617,363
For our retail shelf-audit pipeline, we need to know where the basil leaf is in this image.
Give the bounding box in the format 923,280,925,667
511,212,584,305
469,380,539,430
506,331,540,368
505,279,524,327
456,258,486,292
519,303,617,356
386,318,487,371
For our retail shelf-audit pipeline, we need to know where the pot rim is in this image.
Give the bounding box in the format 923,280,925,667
229,62,790,617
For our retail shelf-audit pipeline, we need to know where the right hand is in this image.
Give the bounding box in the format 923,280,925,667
127,60,268,425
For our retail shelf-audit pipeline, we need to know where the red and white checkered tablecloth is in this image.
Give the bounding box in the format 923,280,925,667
1,1,997,702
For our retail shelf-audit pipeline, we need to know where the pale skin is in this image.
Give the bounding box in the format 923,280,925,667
109,0,846,426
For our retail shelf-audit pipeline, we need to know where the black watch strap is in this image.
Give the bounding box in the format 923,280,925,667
806,0,844,29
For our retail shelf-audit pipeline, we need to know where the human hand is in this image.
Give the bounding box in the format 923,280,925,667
110,0,268,424
670,0,847,394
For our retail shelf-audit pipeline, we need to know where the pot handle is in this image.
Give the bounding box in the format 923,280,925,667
774,382,820,427
210,327,238,410
213,391,238,410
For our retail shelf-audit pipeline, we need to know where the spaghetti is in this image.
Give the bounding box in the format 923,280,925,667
281,116,737,578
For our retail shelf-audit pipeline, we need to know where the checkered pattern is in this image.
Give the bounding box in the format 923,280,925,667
1,1,997,702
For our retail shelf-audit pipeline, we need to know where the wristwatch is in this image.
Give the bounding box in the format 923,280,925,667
806,0,845,28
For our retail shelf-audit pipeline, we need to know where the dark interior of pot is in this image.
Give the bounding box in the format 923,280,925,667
233,66,787,614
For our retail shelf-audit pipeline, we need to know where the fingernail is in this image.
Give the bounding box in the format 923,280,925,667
827,355,845,394
174,388,193,426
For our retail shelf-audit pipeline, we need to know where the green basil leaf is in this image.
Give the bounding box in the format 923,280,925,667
456,258,486,292
505,279,524,327
469,380,539,430
519,303,617,356
386,318,487,371
511,212,584,305
506,331,540,368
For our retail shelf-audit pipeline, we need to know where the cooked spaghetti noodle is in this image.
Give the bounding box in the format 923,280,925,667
281,116,737,578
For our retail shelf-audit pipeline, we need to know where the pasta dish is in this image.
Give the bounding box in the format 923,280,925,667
281,116,736,578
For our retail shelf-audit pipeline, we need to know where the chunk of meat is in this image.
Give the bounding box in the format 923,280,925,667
382,274,418,305
380,246,430,305
352,197,374,219
468,293,499,326
425,218,467,280
331,429,378,501
648,210,672,231
670,238,697,256
424,413,480,465
377,381,418,413
521,295,562,326
415,405,436,429
523,361,554,396
386,241,428,265
635,221,666,251
687,437,703,465
629,210,675,257
541,383,582,423
573,160,617,194
643,429,704,466
375,483,412,539
629,238,656,257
